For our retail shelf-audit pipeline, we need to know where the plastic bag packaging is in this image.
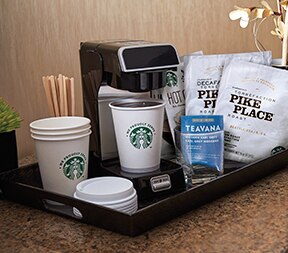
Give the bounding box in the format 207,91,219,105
214,59,288,163
180,115,224,184
184,51,272,116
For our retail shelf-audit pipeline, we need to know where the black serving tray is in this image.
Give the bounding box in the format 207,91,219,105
1,150,288,237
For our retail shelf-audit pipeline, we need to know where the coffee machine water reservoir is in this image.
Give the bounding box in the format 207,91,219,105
79,40,186,200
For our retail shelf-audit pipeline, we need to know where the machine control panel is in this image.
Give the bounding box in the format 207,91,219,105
150,174,171,192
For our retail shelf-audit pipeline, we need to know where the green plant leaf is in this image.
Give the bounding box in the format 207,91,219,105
0,97,22,133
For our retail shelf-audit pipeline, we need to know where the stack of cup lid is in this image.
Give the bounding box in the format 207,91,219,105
30,116,91,140
73,177,138,215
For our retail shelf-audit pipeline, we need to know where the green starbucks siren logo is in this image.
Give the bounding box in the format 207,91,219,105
166,71,178,87
59,152,86,180
271,146,286,155
129,126,153,149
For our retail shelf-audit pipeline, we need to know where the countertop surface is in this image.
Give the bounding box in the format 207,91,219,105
1,157,288,253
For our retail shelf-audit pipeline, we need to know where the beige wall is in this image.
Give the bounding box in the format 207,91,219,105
0,0,281,160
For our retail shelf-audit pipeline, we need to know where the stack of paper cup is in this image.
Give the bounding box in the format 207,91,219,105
30,116,91,197
73,177,138,215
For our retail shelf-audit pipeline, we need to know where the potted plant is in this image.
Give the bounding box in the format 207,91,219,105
0,97,22,172
229,0,288,67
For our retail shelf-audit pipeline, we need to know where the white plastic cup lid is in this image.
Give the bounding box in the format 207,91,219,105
100,190,137,207
108,195,137,210
30,116,91,131
119,204,138,214
75,177,135,203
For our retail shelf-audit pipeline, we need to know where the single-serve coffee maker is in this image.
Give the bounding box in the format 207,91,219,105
79,40,186,200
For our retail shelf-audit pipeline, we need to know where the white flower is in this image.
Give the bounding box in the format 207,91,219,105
229,6,251,28
229,6,252,28
260,1,274,17
229,2,275,29
229,1,288,65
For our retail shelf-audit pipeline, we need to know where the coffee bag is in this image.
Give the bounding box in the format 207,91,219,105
185,51,272,116
214,59,288,163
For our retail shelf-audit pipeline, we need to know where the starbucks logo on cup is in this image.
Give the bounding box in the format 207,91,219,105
127,123,155,149
59,152,86,180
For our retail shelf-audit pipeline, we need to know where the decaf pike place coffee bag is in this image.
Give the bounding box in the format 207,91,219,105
184,51,272,116
214,59,288,163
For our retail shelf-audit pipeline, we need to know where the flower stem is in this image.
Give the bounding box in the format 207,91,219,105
253,19,267,52
277,0,282,16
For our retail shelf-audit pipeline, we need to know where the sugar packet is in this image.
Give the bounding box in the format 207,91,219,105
184,51,272,116
214,59,288,163
180,115,224,182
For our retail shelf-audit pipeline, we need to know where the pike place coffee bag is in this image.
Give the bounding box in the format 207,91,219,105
185,51,272,116
214,59,288,163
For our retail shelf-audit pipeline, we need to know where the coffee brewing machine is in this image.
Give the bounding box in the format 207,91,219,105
79,40,186,200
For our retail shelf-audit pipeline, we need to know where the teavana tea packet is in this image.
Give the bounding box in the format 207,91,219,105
214,59,288,163
180,115,224,181
184,51,272,116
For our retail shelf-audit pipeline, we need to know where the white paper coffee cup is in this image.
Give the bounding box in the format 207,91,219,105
30,117,91,197
109,98,165,173
30,116,90,132
30,126,91,138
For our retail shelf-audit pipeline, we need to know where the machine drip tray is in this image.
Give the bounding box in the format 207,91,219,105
99,159,187,201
